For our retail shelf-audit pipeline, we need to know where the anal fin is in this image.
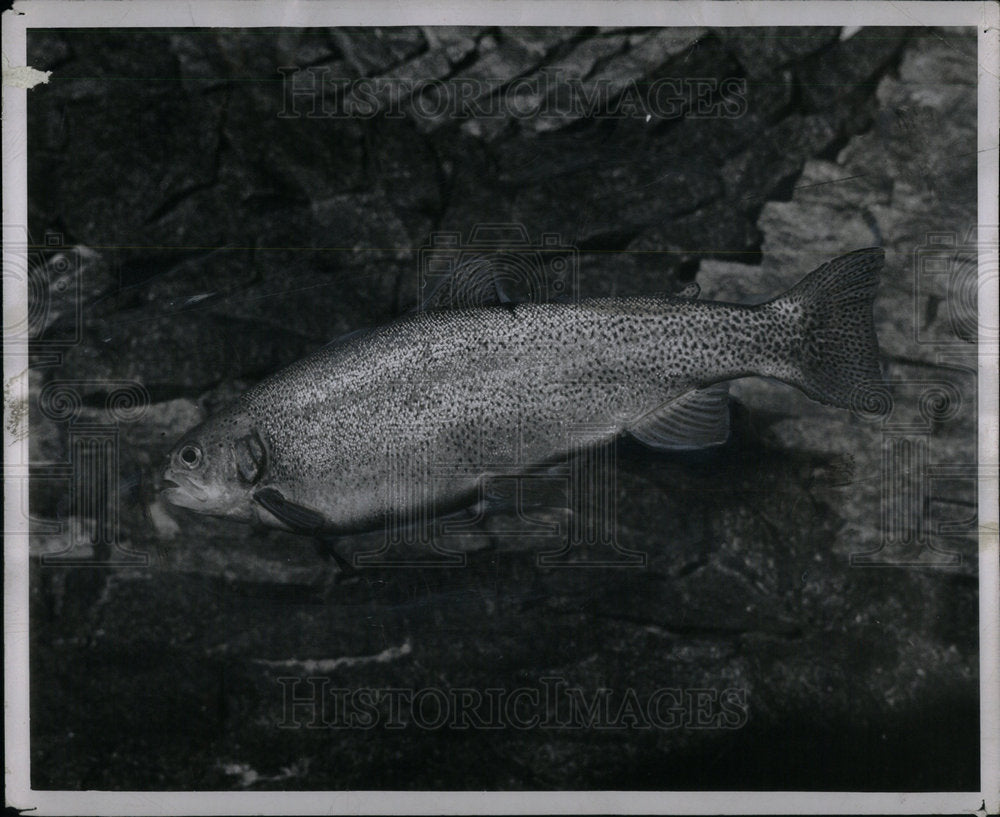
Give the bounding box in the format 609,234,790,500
629,385,730,451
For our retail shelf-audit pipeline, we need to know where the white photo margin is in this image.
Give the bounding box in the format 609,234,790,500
3,1,998,814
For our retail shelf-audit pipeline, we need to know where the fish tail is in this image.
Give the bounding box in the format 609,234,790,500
766,248,885,409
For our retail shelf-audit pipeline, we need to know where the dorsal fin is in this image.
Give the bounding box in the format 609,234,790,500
323,326,373,350
650,282,701,301
417,255,520,312
628,385,730,450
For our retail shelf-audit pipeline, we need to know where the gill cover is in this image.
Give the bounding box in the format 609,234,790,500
235,429,268,485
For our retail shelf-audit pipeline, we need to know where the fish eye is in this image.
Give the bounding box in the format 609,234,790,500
178,444,202,469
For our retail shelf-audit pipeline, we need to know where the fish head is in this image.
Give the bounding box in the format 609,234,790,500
160,409,266,522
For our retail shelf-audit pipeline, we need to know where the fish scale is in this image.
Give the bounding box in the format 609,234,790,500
161,248,885,539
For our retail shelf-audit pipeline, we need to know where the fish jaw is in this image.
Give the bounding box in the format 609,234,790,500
159,466,255,522
159,468,211,510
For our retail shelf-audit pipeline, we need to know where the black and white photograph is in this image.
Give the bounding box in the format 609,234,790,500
3,1,998,813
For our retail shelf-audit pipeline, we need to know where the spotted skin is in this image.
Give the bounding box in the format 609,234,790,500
162,248,884,534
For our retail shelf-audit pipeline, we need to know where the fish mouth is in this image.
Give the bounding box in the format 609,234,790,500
159,471,208,505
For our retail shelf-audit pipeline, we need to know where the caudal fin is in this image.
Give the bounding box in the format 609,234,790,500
769,248,885,409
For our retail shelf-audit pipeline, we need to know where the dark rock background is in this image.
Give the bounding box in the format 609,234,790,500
25,26,979,791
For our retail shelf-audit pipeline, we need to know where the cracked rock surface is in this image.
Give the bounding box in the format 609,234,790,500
25,27,978,790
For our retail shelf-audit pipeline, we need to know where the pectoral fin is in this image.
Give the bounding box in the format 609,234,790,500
628,385,730,451
254,488,327,533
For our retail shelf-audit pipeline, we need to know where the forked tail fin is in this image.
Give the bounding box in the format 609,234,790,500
768,248,886,409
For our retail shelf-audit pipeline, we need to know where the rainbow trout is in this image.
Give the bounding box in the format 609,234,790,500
161,249,884,537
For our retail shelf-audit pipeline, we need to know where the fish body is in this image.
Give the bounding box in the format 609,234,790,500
161,249,884,535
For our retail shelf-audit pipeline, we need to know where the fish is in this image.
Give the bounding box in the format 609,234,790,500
160,248,885,542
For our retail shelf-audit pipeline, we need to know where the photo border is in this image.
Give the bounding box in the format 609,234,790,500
3,1,997,814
